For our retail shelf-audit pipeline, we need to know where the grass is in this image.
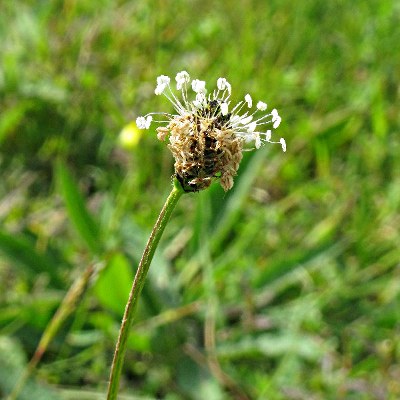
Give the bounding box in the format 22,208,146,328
0,0,399,399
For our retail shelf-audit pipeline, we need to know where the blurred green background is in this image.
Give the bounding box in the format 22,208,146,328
1,0,399,399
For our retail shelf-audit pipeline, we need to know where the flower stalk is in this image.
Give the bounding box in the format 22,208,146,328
108,71,286,398
106,179,184,400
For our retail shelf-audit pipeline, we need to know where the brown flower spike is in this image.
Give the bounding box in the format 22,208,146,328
136,72,286,192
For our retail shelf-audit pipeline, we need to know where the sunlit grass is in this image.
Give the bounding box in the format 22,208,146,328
0,0,399,399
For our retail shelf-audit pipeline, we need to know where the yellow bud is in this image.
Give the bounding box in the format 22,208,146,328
118,122,142,149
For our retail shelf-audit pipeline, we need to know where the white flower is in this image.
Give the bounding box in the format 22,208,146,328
136,72,286,155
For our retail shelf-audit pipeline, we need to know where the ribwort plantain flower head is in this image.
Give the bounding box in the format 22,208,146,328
136,72,286,192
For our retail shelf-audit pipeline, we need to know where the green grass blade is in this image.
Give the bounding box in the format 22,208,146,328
55,161,101,255
0,336,62,400
0,230,64,287
210,149,269,253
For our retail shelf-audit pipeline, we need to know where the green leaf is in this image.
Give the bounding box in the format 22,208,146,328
254,241,343,288
0,336,62,400
0,102,29,145
93,253,132,317
0,230,64,287
217,333,328,361
210,149,268,253
55,160,101,254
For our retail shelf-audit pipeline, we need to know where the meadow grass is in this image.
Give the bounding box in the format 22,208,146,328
0,1,399,399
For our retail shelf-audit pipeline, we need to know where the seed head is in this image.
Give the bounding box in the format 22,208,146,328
136,72,286,192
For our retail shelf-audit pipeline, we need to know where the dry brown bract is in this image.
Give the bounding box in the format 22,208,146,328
158,114,243,192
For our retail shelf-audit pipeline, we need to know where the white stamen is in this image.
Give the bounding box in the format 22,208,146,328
271,108,279,119
136,116,147,129
157,75,170,86
138,72,286,161
255,133,262,149
280,138,286,152
273,115,282,129
244,134,254,143
245,94,252,108
217,78,227,90
192,101,201,108
217,77,231,94
196,93,206,106
231,115,240,124
221,102,228,116
192,79,206,94
176,71,190,90
155,84,167,95
257,101,267,111
193,92,206,108
247,122,257,132
145,115,153,129
240,115,253,125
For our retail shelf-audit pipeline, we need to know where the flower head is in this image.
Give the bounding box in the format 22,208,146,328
136,72,286,192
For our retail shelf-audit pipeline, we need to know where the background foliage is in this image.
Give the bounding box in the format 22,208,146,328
1,1,399,399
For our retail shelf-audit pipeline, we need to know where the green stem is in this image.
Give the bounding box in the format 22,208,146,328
107,180,184,400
